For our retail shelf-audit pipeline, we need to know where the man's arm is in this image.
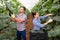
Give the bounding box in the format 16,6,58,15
14,17,25,23
14,15,27,23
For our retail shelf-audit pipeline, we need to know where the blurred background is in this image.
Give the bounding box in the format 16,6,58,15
0,0,60,40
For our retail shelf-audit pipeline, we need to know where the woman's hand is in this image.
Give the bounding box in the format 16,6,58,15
44,18,53,25
47,18,53,23
46,14,53,16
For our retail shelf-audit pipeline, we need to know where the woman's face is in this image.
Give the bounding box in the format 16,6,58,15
35,12,39,18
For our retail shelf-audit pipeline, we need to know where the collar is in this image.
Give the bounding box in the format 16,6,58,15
19,13,24,16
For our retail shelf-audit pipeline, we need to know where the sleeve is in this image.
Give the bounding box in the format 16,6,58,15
39,16,47,19
33,20,45,27
23,15,27,22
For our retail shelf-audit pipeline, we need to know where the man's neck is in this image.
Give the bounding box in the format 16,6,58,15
20,13,24,15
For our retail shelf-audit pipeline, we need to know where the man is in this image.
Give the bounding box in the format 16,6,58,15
11,6,27,40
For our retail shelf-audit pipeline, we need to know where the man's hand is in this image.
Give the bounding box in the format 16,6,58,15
17,18,25,23
11,14,15,18
11,17,16,22
11,14,16,22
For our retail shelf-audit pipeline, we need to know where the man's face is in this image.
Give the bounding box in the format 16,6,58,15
20,7,25,13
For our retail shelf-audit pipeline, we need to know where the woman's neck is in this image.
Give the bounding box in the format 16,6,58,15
34,17,38,19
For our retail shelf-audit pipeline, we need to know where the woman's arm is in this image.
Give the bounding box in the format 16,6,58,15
33,20,46,27
33,19,53,27
46,14,53,17
40,16,47,19
40,14,53,19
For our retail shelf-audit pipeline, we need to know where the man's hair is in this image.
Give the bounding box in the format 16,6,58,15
20,6,26,11
32,11,38,18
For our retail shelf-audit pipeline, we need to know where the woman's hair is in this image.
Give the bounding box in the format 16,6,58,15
20,6,26,11
32,11,38,18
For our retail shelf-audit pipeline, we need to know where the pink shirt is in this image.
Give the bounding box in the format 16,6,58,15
16,14,27,31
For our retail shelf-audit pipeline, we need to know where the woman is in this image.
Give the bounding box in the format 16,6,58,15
32,11,53,30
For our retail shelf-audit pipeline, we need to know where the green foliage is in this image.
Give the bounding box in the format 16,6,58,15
31,0,60,15
0,0,29,40
0,13,17,40
48,25,60,37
